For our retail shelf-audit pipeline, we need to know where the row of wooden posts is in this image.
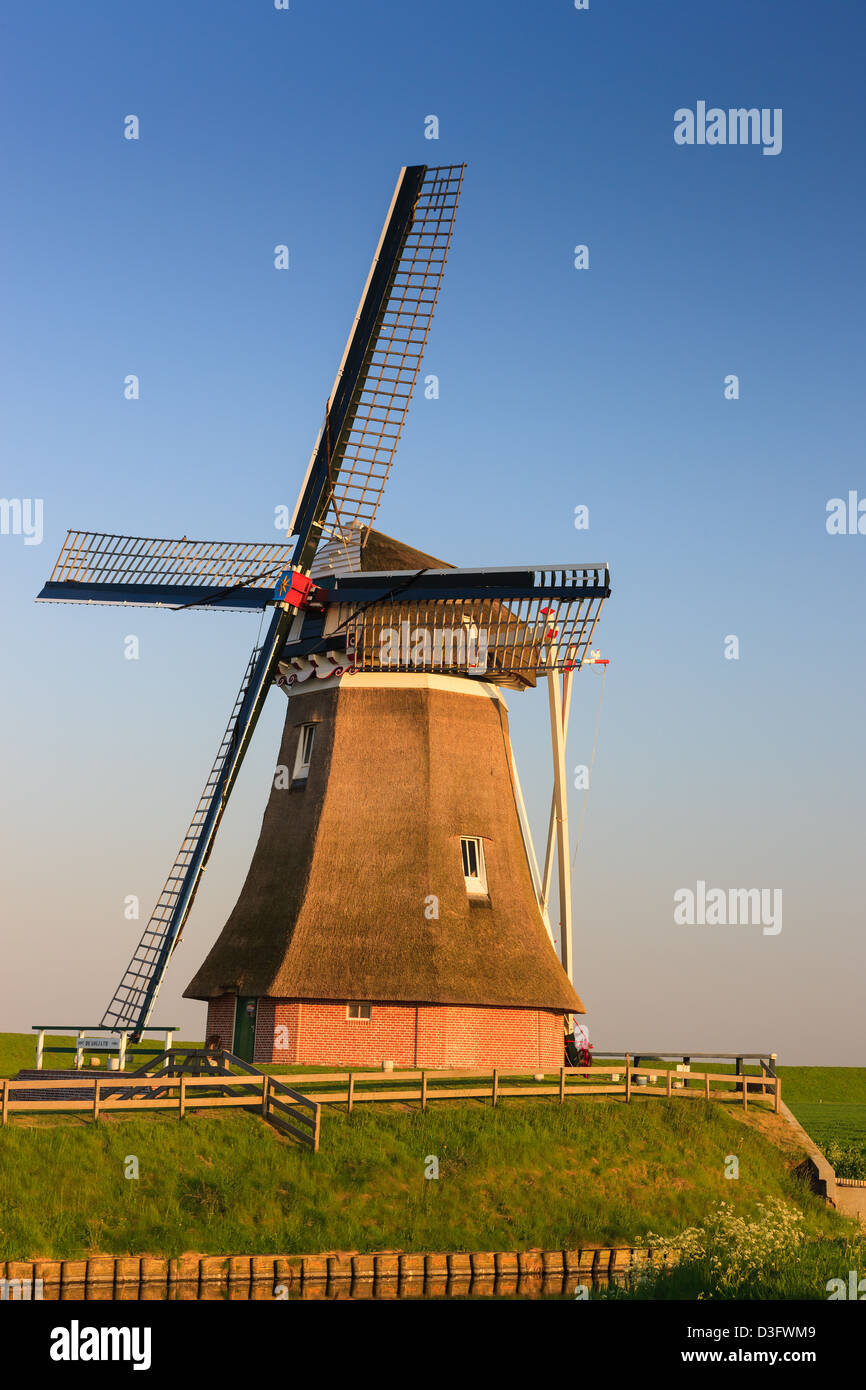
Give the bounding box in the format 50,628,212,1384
0,1059,780,1142
0,1073,321,1150
343,1061,780,1112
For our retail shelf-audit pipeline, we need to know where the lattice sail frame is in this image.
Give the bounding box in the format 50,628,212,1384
305,165,464,553
325,567,609,677
42,531,293,602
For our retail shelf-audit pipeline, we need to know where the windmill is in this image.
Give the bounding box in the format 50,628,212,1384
37,164,611,1066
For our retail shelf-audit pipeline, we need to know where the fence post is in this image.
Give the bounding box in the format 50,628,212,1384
775,1075,782,1115
742,1074,748,1112
1,1079,7,1125
93,1079,101,1123
704,1071,710,1101
491,1069,499,1108
559,1066,566,1104
179,1075,186,1121
261,1075,269,1118
312,1103,321,1153
348,1073,355,1115
666,1068,672,1098
420,1071,427,1112
625,1054,631,1103
35,1030,45,1070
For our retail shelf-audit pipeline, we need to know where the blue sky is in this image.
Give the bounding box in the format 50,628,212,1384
1,1,864,1062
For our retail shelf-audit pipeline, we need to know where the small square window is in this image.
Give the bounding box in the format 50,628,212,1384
346,1002,371,1021
293,723,316,780
460,836,487,894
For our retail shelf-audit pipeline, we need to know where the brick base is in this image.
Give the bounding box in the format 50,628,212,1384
204,996,566,1070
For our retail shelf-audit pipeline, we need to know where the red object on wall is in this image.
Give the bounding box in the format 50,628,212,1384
206,996,565,1071
274,569,326,610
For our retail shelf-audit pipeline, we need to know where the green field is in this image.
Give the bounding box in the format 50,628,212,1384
0,1033,205,1077
776,1069,866,1180
779,1067,866,1107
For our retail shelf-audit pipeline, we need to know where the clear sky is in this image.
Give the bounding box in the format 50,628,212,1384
1,1,863,1063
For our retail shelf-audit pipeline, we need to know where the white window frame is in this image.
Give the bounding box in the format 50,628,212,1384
346,1002,372,1021
460,836,488,895
293,723,316,780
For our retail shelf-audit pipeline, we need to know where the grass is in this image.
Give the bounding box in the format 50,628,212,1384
0,1094,847,1262
792,1105,866,1181
2,1032,862,1262
601,1235,866,1301
0,1032,204,1077
593,1190,866,1301
777,1070,866,1180
778,1067,866,1106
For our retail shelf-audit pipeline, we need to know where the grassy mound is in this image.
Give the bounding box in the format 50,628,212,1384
0,1096,845,1261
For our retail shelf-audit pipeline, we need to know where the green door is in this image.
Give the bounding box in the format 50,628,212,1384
233,997,258,1062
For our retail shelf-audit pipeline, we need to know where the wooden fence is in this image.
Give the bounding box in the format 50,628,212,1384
263,1075,321,1151
0,1059,779,1136
0,1072,321,1150
266,1062,781,1114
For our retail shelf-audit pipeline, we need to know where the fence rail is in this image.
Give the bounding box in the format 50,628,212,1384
1,1063,322,1151
261,1061,781,1114
0,1059,779,1133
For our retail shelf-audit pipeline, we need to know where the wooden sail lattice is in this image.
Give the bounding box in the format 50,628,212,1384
42,531,293,607
317,164,465,547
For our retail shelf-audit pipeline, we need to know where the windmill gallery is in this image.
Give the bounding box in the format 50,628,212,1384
36,165,611,1071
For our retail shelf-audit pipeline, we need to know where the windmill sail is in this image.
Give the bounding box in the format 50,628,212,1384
37,532,293,609
291,164,464,569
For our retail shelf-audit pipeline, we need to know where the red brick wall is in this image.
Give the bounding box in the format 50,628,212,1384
247,997,566,1069
254,997,276,1061
205,995,236,1051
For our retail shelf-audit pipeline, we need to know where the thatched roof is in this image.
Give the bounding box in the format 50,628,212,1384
360,529,452,573
185,678,583,1013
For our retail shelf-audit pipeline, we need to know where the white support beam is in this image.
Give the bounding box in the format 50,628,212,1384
540,669,574,914
509,741,556,945
547,667,574,984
